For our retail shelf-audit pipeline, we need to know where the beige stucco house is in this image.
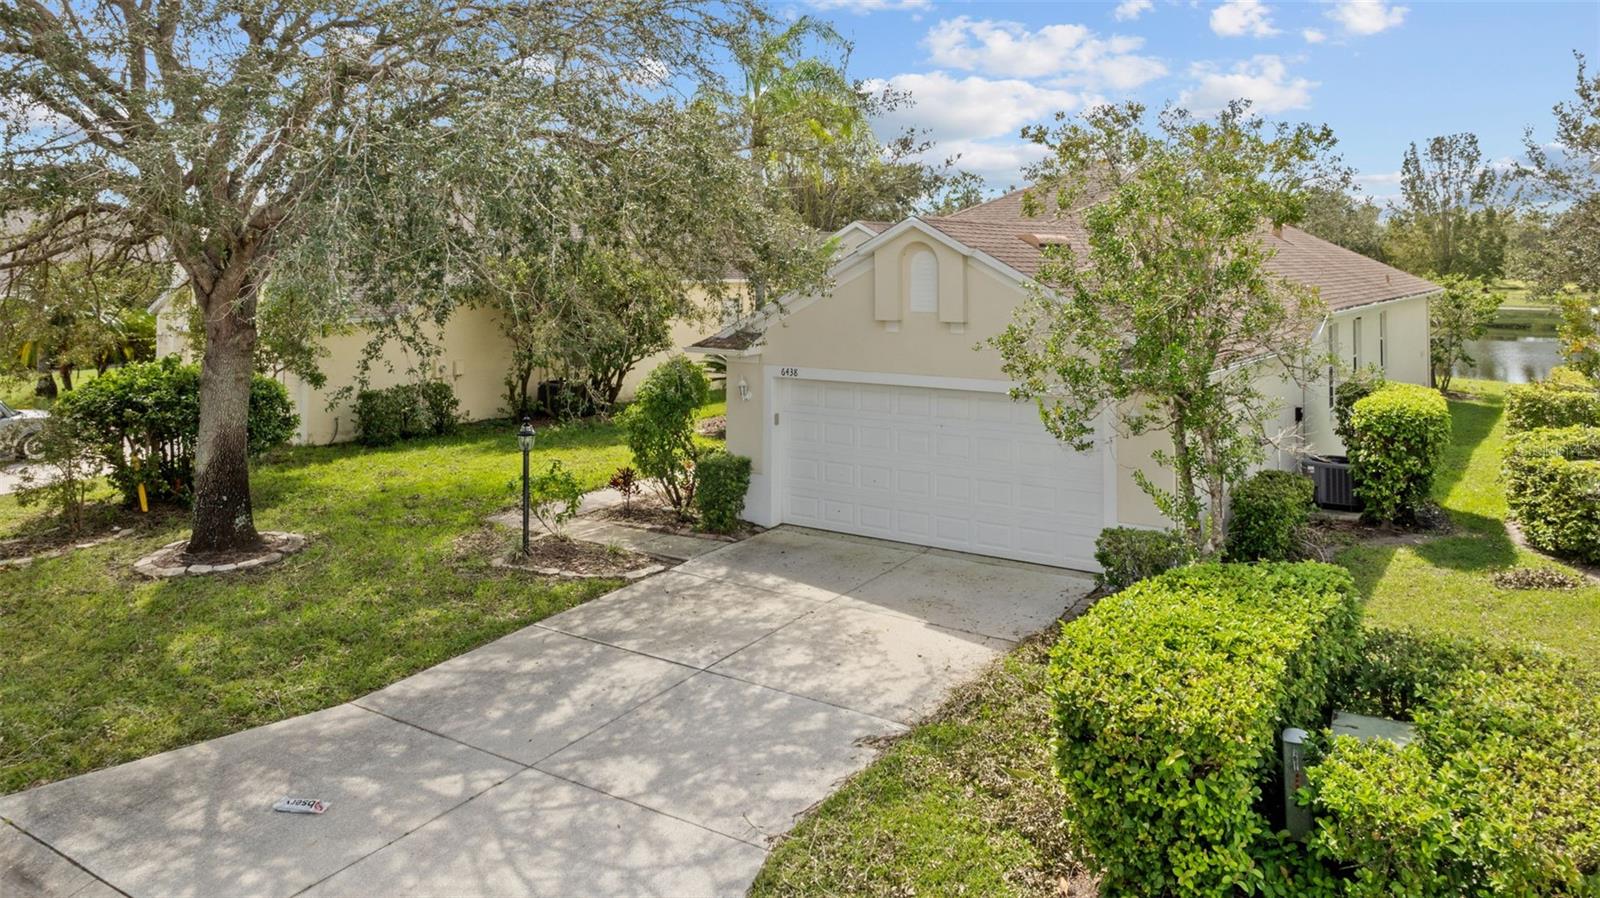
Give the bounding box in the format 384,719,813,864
688,188,1439,572
154,291,730,445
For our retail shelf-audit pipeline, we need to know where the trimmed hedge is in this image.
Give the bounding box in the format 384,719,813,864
1050,563,1361,896
1093,526,1191,591
1226,470,1315,562
1346,382,1451,523
53,357,297,505
1307,629,1600,896
694,451,751,534
1506,368,1600,433
354,381,459,446
1503,425,1600,563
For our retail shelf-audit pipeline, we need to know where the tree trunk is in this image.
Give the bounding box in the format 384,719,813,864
57,364,73,391
187,276,263,555
34,352,57,399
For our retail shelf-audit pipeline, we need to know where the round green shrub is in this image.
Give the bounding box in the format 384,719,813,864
1309,632,1599,896
694,451,752,534
1226,469,1315,562
355,381,459,446
1346,382,1451,523
1050,562,1360,896
1502,425,1600,563
55,357,297,506
1092,526,1191,592
1505,371,1600,433
621,356,709,512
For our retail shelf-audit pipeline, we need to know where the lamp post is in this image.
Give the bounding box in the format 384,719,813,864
518,418,536,555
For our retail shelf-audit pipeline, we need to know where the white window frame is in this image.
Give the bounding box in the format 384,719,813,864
1328,322,1339,407
1378,311,1387,370
1352,317,1363,370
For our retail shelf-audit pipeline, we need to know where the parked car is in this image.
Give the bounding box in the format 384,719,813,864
0,400,48,460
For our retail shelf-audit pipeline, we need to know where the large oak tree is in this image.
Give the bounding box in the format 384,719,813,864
0,0,761,555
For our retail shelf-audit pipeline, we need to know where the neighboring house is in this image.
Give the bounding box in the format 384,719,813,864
688,187,1439,572
153,287,736,445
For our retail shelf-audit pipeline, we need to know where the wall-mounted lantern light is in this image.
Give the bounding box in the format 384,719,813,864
738,377,752,401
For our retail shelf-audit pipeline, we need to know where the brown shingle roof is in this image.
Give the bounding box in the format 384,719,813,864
923,187,1438,310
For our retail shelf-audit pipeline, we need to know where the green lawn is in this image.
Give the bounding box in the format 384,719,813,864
751,635,1081,898
1338,378,1600,668
0,397,721,794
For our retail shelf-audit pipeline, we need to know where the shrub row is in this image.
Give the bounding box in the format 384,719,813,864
1503,425,1600,563
1346,382,1451,523
354,380,460,446
1227,470,1315,562
1050,562,1361,896
1505,366,1600,432
1092,526,1191,591
1306,628,1600,896
53,357,296,506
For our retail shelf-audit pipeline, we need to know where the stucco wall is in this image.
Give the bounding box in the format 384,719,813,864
157,287,728,445
719,225,1437,535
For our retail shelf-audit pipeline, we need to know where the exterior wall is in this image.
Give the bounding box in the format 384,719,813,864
280,305,516,445
724,227,1080,528
720,228,1437,536
156,285,730,445
1302,294,1433,457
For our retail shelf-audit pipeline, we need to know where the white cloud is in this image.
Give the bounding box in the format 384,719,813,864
1302,28,1327,44
1210,0,1279,38
935,138,1053,188
864,71,1083,143
1113,0,1153,21
1327,0,1408,36
806,0,931,12
1178,55,1317,115
922,16,1167,90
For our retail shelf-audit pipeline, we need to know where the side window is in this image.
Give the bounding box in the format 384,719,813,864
1378,311,1387,370
908,247,938,313
1352,317,1362,369
1327,322,1339,407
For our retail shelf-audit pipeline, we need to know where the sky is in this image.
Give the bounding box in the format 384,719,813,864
788,0,1600,203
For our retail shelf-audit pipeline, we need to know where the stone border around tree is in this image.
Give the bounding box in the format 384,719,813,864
134,531,308,579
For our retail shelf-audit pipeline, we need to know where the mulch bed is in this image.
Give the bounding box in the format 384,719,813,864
0,504,171,566
596,493,761,541
1304,504,1454,557
493,534,661,579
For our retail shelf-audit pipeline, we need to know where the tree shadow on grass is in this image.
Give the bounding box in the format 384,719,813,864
1413,527,1519,573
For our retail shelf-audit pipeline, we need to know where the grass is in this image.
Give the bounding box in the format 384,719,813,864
0,395,723,794
1,368,104,410
1338,377,1600,668
751,636,1081,898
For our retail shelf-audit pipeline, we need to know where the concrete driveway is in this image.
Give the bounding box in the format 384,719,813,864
1,527,1093,898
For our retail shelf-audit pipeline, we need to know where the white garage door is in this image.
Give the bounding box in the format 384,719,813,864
777,379,1108,570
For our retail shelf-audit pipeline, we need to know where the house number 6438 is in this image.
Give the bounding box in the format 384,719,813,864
779,367,800,378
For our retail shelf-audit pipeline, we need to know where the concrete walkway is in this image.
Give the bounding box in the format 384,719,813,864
1,527,1094,898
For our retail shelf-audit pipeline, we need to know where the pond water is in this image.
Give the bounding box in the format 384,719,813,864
1451,306,1563,384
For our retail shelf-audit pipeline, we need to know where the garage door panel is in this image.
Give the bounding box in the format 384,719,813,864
896,390,932,417
780,380,1104,569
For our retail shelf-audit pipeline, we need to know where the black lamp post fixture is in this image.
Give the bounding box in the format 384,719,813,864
518,418,536,555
